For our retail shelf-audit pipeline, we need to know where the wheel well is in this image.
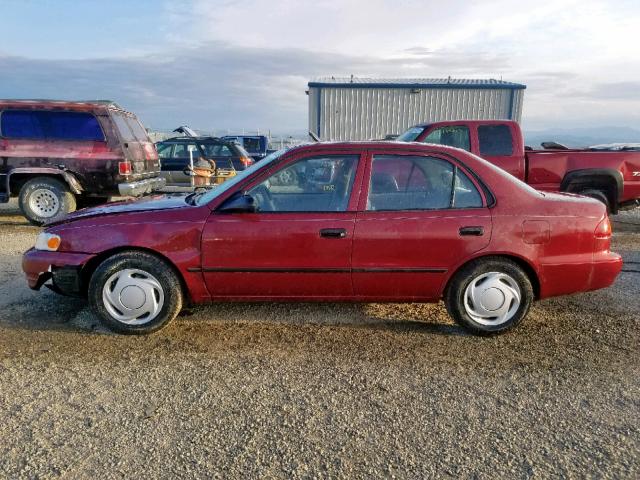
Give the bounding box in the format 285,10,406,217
561,174,618,212
10,173,69,196
80,246,191,302
444,254,541,300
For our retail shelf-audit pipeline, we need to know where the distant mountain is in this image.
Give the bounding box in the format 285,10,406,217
524,126,640,149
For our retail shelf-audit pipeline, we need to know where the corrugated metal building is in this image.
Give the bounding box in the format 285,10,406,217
308,78,526,141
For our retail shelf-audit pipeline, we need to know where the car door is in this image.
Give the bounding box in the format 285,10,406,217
352,150,492,300
201,150,365,299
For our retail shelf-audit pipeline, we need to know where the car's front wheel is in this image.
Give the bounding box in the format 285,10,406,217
88,251,183,334
445,258,533,335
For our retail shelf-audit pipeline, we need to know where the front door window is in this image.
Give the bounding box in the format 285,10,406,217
248,155,359,212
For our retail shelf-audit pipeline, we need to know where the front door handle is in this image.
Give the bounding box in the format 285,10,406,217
459,226,484,236
320,228,347,238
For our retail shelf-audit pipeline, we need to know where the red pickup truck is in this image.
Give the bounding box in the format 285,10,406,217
397,120,640,213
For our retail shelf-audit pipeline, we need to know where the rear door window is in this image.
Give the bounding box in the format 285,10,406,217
204,144,233,156
1,110,104,141
173,143,201,159
366,154,482,210
422,126,471,151
478,125,514,156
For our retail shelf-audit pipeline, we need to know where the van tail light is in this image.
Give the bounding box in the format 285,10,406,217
594,216,612,252
143,143,158,161
239,156,253,168
119,161,132,176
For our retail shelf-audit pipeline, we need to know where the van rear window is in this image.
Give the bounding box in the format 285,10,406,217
0,110,104,141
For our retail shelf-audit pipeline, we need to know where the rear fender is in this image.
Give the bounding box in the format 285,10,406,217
560,168,622,208
8,167,84,195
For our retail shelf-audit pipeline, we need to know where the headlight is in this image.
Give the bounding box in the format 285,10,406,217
35,233,61,251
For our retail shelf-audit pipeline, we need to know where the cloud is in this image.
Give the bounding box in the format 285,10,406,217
0,42,511,133
1,0,640,131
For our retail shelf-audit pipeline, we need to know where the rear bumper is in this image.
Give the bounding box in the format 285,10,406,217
22,249,94,295
538,252,622,298
118,176,166,197
587,252,623,291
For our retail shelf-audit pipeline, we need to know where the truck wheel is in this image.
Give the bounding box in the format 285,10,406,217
445,257,533,335
579,189,611,213
88,251,183,335
19,177,77,225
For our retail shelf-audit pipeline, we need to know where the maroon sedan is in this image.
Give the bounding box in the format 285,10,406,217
23,142,622,335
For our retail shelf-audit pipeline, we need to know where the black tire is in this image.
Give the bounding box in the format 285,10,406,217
88,251,183,335
579,189,611,213
445,257,533,335
18,177,77,225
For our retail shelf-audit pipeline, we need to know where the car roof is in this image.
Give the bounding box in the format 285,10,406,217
284,140,466,155
412,119,514,128
158,136,233,144
0,99,135,115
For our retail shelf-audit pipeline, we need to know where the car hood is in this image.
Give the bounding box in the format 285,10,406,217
47,194,191,226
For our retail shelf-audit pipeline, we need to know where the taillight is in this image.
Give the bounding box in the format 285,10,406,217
119,161,132,175
143,143,158,161
594,216,612,251
239,156,253,168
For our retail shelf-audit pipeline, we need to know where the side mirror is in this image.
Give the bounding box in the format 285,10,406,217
218,193,256,213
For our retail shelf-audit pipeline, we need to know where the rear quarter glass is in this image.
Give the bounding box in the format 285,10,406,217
111,113,136,142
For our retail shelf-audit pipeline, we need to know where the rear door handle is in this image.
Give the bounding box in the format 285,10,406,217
320,228,347,238
459,226,484,236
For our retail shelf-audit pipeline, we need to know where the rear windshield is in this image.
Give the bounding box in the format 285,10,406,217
396,126,425,142
478,124,514,156
0,110,104,141
241,138,261,153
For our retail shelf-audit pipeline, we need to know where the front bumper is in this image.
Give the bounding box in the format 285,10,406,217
22,249,95,296
118,176,166,197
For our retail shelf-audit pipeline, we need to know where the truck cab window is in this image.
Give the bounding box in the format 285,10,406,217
478,125,514,156
422,126,471,151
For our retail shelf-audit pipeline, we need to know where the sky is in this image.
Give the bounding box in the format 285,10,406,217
1,0,639,134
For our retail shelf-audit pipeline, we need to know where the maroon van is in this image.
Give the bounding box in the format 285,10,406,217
0,100,165,224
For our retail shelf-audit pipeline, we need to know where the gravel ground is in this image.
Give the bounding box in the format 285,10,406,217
0,200,638,479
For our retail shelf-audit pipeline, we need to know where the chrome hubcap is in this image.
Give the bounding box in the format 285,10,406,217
102,269,164,325
29,189,60,218
464,272,521,326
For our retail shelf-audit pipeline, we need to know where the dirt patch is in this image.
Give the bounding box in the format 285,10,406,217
0,201,638,478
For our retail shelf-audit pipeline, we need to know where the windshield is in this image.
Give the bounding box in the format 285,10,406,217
195,148,287,206
396,126,425,142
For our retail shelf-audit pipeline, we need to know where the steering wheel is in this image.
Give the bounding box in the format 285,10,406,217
250,184,276,212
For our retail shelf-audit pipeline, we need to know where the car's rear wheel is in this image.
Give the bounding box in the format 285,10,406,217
445,258,533,335
88,251,183,334
19,177,77,225
579,188,611,213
